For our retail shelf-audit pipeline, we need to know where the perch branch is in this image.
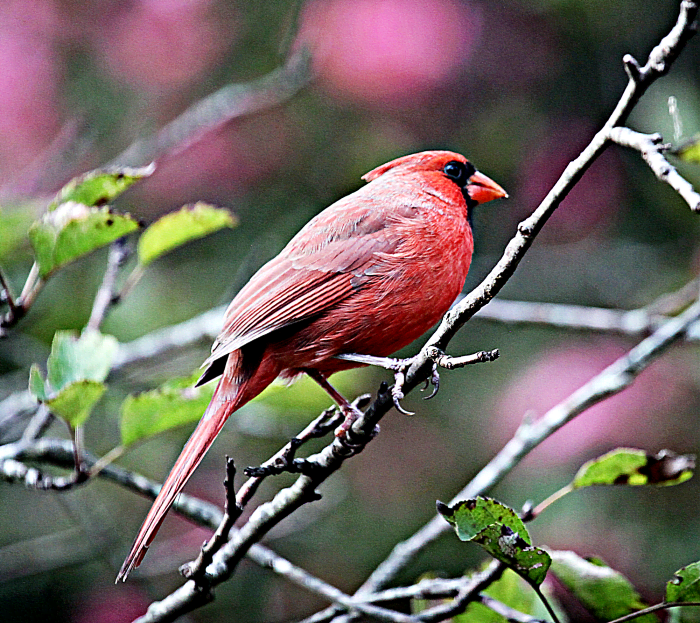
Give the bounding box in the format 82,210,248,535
357,296,700,600
345,2,699,599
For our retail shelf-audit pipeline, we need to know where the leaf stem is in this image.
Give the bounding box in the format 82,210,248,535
531,484,574,519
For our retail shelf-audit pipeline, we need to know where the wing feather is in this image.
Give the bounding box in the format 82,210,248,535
203,183,427,368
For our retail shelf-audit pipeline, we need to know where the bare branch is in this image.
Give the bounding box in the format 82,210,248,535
87,239,132,332
415,562,505,623
180,457,240,583
476,594,546,623
0,268,18,323
608,601,700,623
113,49,313,167
1,263,41,332
608,127,700,211
0,437,382,616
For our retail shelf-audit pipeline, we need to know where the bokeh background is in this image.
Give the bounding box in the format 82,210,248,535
1,0,700,621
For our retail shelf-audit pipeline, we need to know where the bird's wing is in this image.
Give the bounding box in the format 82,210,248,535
202,195,416,368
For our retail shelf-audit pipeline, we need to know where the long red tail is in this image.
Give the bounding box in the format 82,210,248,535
116,355,278,582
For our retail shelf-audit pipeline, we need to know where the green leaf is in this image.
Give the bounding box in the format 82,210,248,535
45,380,106,427
137,203,237,265
667,562,700,621
674,134,700,164
549,550,656,622
29,202,140,278
438,497,531,544
46,330,118,391
474,525,551,587
438,497,551,587
573,448,694,488
29,330,118,427
120,372,216,446
49,163,155,210
28,364,48,401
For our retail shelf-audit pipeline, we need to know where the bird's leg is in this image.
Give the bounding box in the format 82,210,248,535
305,369,364,436
335,353,441,414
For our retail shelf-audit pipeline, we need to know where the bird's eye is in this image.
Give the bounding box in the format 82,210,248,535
443,160,476,186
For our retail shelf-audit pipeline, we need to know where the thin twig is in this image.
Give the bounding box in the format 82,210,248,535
415,561,505,622
87,238,131,332
608,127,700,211
113,49,313,167
0,263,41,331
16,262,42,311
477,594,546,623
21,405,53,442
0,267,18,318
607,601,700,623
241,405,346,479
180,457,241,583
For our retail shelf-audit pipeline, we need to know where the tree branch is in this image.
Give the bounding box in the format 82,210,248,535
333,0,700,602
0,436,399,619
608,127,700,211
473,294,700,339
113,49,313,167
87,238,132,332
356,295,700,600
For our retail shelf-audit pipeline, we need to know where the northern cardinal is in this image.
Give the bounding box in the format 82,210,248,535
117,150,506,581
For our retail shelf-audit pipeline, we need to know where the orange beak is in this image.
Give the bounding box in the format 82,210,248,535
466,171,508,205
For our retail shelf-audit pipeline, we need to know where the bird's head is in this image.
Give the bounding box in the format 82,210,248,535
362,150,507,209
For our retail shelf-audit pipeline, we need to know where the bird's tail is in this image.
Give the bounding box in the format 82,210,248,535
116,354,278,582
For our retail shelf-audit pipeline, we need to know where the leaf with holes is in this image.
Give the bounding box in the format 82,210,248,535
573,448,694,488
137,203,237,266
438,497,551,587
49,163,155,210
667,562,700,623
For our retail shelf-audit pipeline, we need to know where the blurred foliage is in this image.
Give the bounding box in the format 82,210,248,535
549,550,657,623
137,203,237,265
452,569,555,623
29,330,117,427
0,0,700,622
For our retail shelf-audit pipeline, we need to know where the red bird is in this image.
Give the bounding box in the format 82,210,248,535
117,150,506,581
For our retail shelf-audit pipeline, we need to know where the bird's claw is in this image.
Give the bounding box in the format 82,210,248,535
422,362,440,400
335,352,420,415
391,384,414,415
390,366,415,415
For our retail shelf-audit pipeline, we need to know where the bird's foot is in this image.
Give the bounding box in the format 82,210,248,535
334,401,365,440
336,353,441,414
